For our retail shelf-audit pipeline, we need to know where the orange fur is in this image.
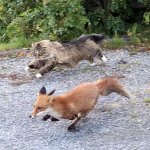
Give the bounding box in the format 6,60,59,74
30,76,130,131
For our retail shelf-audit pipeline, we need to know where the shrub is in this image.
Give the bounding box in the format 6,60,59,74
0,0,150,43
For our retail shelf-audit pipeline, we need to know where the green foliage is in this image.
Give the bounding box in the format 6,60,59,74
143,12,150,24
106,16,125,35
0,0,150,44
0,0,88,42
39,0,89,40
103,37,126,49
0,37,31,51
144,98,150,103
84,0,150,35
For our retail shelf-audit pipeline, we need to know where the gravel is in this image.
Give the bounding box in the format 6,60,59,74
0,50,150,150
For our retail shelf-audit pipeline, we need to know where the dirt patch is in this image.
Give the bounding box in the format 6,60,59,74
0,49,31,59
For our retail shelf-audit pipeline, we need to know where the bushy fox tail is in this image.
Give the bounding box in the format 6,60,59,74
95,76,130,98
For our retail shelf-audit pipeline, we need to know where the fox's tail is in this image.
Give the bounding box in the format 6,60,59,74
95,76,130,98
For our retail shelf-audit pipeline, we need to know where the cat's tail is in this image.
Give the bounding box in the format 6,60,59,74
63,33,105,44
78,33,105,43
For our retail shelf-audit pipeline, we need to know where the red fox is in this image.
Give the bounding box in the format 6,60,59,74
29,76,130,131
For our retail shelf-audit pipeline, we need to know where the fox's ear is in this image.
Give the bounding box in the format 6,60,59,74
39,87,46,95
48,89,55,96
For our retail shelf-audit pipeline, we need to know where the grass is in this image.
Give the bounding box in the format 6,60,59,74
144,98,150,103
0,37,31,51
102,28,150,50
0,30,150,51
102,37,126,49
0,37,40,51
0,42,27,51
102,35,150,50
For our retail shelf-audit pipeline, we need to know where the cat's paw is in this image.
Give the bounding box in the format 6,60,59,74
90,62,96,66
25,66,29,72
36,73,42,78
101,55,107,63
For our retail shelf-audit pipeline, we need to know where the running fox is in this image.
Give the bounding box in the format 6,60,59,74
29,77,130,131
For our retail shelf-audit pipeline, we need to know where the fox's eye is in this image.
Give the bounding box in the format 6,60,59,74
37,107,43,110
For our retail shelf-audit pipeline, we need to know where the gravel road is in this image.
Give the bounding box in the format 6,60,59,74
0,49,150,150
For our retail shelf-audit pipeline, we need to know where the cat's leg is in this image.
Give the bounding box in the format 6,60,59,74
89,58,96,66
25,59,46,71
96,49,107,63
36,60,56,78
89,49,107,66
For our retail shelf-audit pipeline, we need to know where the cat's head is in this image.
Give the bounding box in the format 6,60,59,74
31,40,50,58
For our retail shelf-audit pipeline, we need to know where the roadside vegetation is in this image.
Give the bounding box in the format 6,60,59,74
0,0,150,51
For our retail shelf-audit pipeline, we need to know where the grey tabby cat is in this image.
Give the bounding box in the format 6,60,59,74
25,34,107,78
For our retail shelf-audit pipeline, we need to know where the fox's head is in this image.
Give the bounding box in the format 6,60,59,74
29,87,55,119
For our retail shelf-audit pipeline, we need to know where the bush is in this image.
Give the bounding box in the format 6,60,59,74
0,0,88,42
0,0,150,43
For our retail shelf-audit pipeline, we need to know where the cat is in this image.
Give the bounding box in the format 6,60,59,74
25,34,107,78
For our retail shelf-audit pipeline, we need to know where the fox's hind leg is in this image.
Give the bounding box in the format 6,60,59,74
67,113,82,131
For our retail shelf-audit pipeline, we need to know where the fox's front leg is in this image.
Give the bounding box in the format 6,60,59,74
42,115,59,122
36,60,56,78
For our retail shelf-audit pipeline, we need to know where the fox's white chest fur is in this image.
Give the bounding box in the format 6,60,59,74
37,107,61,118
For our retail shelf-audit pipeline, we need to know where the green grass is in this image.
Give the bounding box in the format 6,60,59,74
0,37,31,51
103,37,126,49
0,42,27,51
144,98,150,103
0,30,150,51
0,36,41,51
102,34,150,50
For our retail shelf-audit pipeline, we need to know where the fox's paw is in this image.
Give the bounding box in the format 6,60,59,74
67,125,79,132
36,73,42,78
68,125,76,131
51,117,59,122
42,115,51,121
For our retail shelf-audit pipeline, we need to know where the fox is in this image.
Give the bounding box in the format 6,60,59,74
29,76,130,131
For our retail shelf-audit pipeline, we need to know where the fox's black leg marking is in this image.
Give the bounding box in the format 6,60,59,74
69,114,78,120
42,115,51,121
68,114,81,131
51,117,59,122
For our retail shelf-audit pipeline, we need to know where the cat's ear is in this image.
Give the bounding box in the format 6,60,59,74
36,43,42,49
39,87,46,95
31,43,35,47
48,89,55,96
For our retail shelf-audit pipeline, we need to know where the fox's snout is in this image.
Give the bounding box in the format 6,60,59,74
29,108,39,119
29,114,36,119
